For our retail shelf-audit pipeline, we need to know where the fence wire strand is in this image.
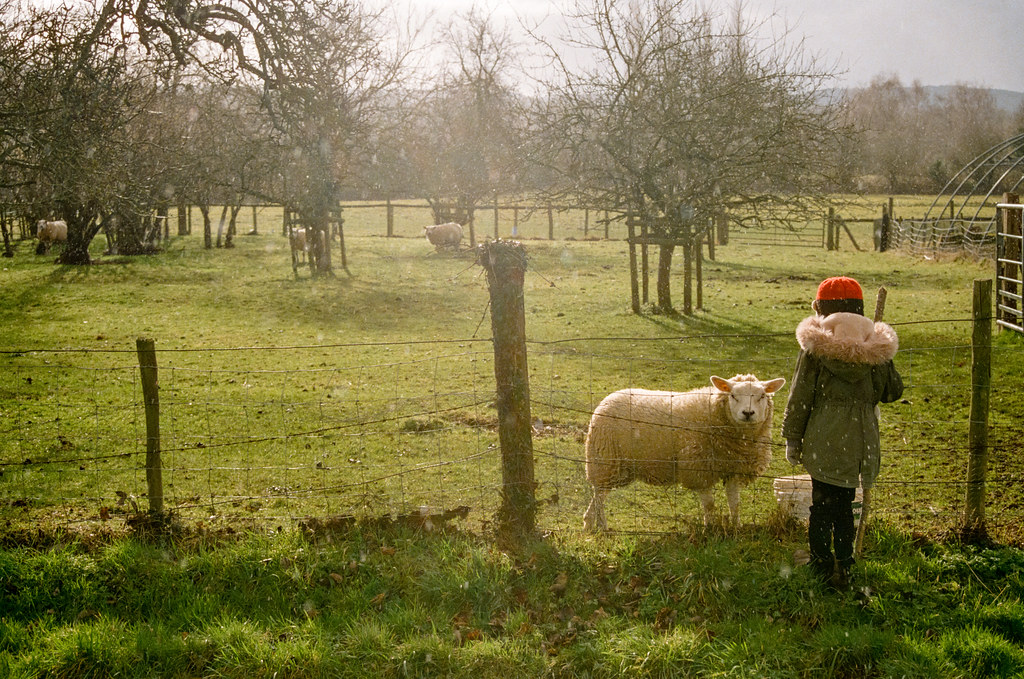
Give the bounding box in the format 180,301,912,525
1,317,1020,542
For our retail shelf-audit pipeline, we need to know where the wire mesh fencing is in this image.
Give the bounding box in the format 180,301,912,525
2,315,1021,543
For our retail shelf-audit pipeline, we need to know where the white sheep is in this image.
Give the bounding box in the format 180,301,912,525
583,373,786,531
35,219,67,254
289,227,308,268
424,222,463,250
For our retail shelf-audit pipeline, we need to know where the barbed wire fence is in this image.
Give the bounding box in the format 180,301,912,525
1,254,1018,543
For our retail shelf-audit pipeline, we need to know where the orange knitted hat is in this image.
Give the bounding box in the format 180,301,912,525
816,276,863,301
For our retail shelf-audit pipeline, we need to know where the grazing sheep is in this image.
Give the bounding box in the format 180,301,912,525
35,219,67,254
289,227,307,264
583,373,786,531
424,222,463,250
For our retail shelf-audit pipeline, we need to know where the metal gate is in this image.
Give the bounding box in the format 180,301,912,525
996,201,1023,332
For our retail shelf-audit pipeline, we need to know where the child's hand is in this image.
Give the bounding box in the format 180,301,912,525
785,441,802,465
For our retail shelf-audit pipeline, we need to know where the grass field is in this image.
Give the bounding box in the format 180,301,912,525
1,206,1022,541
3,207,1024,677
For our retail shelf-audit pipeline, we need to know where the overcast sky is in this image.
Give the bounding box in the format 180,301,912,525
409,0,1024,93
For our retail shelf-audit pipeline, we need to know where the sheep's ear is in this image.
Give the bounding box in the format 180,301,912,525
710,375,732,392
762,378,786,394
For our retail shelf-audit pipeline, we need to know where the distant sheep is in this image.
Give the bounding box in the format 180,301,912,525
35,219,67,254
583,373,786,531
289,227,308,267
424,222,463,250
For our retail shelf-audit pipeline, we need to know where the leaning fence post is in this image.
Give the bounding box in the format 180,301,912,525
479,240,536,538
136,337,163,515
964,278,992,540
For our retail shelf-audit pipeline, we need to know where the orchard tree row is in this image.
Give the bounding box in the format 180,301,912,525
0,0,1019,308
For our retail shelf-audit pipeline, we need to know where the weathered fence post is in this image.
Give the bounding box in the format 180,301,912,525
547,205,554,240
136,337,163,515
493,193,500,239
826,207,835,251
479,240,536,538
640,219,649,304
682,225,692,315
695,233,703,311
386,197,394,238
964,278,992,540
627,208,640,313
879,204,891,252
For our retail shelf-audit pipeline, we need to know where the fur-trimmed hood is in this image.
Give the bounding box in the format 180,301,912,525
795,312,898,365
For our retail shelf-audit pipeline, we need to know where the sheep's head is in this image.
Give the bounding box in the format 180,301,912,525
710,374,786,425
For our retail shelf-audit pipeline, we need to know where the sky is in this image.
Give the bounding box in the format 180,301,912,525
409,0,1024,93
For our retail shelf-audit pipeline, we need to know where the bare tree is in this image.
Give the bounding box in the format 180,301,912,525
532,0,850,313
845,77,1016,193
9,5,168,264
403,8,526,240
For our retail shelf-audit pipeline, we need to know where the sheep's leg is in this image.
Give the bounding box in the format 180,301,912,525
695,488,716,526
725,477,742,528
583,487,610,532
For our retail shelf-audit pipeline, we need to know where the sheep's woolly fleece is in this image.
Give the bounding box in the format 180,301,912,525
584,374,777,491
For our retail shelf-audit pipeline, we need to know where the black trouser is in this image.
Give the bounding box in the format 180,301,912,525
809,478,857,573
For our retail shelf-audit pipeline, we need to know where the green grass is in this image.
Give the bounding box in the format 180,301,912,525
3,207,1024,676
2,523,1024,678
2,210,1022,541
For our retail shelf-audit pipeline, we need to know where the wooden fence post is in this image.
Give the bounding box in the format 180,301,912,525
627,209,640,313
547,206,554,240
695,233,703,311
826,207,835,251
136,337,163,515
682,225,692,315
879,204,891,252
640,220,649,304
386,197,394,238
964,278,992,540
479,240,536,538
493,193,500,239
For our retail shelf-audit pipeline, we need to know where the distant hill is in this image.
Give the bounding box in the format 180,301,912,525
922,86,1023,113
832,86,1024,113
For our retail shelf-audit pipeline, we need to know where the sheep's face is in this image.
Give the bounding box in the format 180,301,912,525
710,375,786,425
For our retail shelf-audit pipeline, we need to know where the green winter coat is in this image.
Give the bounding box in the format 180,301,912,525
782,312,904,489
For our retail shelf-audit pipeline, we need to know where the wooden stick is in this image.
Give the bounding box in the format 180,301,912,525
855,286,888,558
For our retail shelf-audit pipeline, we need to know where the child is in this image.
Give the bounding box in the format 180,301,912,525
782,276,904,590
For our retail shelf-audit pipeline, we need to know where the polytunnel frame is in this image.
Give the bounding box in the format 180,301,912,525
924,132,1024,223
